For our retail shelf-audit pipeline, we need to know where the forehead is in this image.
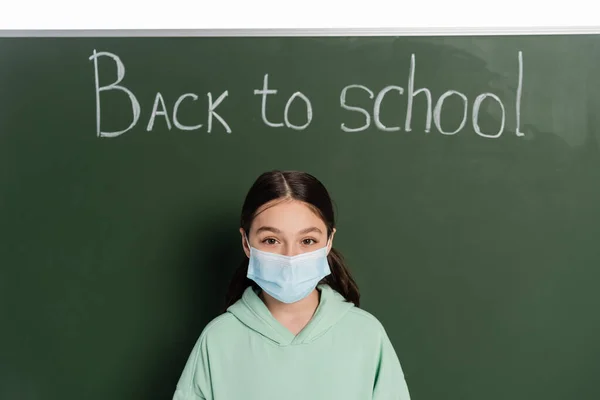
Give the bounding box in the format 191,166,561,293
251,199,326,232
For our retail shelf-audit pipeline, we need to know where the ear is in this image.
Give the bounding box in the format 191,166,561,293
327,228,336,255
240,228,250,258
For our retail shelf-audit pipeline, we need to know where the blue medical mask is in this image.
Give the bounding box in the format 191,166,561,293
245,236,332,304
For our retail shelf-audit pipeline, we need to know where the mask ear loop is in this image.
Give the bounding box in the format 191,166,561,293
244,232,252,254
244,232,252,253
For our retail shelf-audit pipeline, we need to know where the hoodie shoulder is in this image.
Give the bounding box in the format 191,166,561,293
343,307,388,337
198,312,242,343
347,307,384,325
173,314,236,400
201,312,235,332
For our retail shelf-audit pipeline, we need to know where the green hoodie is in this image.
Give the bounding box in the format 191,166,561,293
173,284,411,400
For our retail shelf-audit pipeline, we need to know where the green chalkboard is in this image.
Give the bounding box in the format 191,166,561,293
1,33,600,400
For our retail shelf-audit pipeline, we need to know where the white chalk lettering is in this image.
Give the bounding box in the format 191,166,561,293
433,90,468,135
340,85,375,132
88,50,526,140
254,74,283,128
374,86,404,132
405,54,432,133
89,50,140,138
207,91,232,133
284,92,313,130
173,93,203,131
147,92,172,131
516,51,525,137
472,93,506,139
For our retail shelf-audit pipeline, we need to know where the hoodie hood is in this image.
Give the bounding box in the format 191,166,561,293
226,284,354,346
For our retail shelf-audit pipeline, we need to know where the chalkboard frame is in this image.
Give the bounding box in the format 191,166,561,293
2,29,600,400
1,26,600,37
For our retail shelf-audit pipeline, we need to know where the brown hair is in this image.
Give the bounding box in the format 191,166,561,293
224,170,360,309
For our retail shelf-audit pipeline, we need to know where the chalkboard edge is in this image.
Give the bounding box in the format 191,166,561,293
1,27,600,37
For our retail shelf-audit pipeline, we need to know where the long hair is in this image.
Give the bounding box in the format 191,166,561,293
224,170,360,309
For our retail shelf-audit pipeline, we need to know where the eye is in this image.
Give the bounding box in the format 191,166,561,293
261,237,279,246
302,238,317,246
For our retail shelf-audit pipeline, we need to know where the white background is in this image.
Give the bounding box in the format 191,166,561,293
0,0,597,31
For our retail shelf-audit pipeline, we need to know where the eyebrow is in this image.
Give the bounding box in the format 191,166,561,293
255,226,282,234
254,226,323,235
298,227,323,235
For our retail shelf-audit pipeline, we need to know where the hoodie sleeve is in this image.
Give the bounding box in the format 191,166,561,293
172,334,213,400
372,327,412,400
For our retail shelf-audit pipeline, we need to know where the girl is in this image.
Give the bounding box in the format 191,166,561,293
173,170,411,400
